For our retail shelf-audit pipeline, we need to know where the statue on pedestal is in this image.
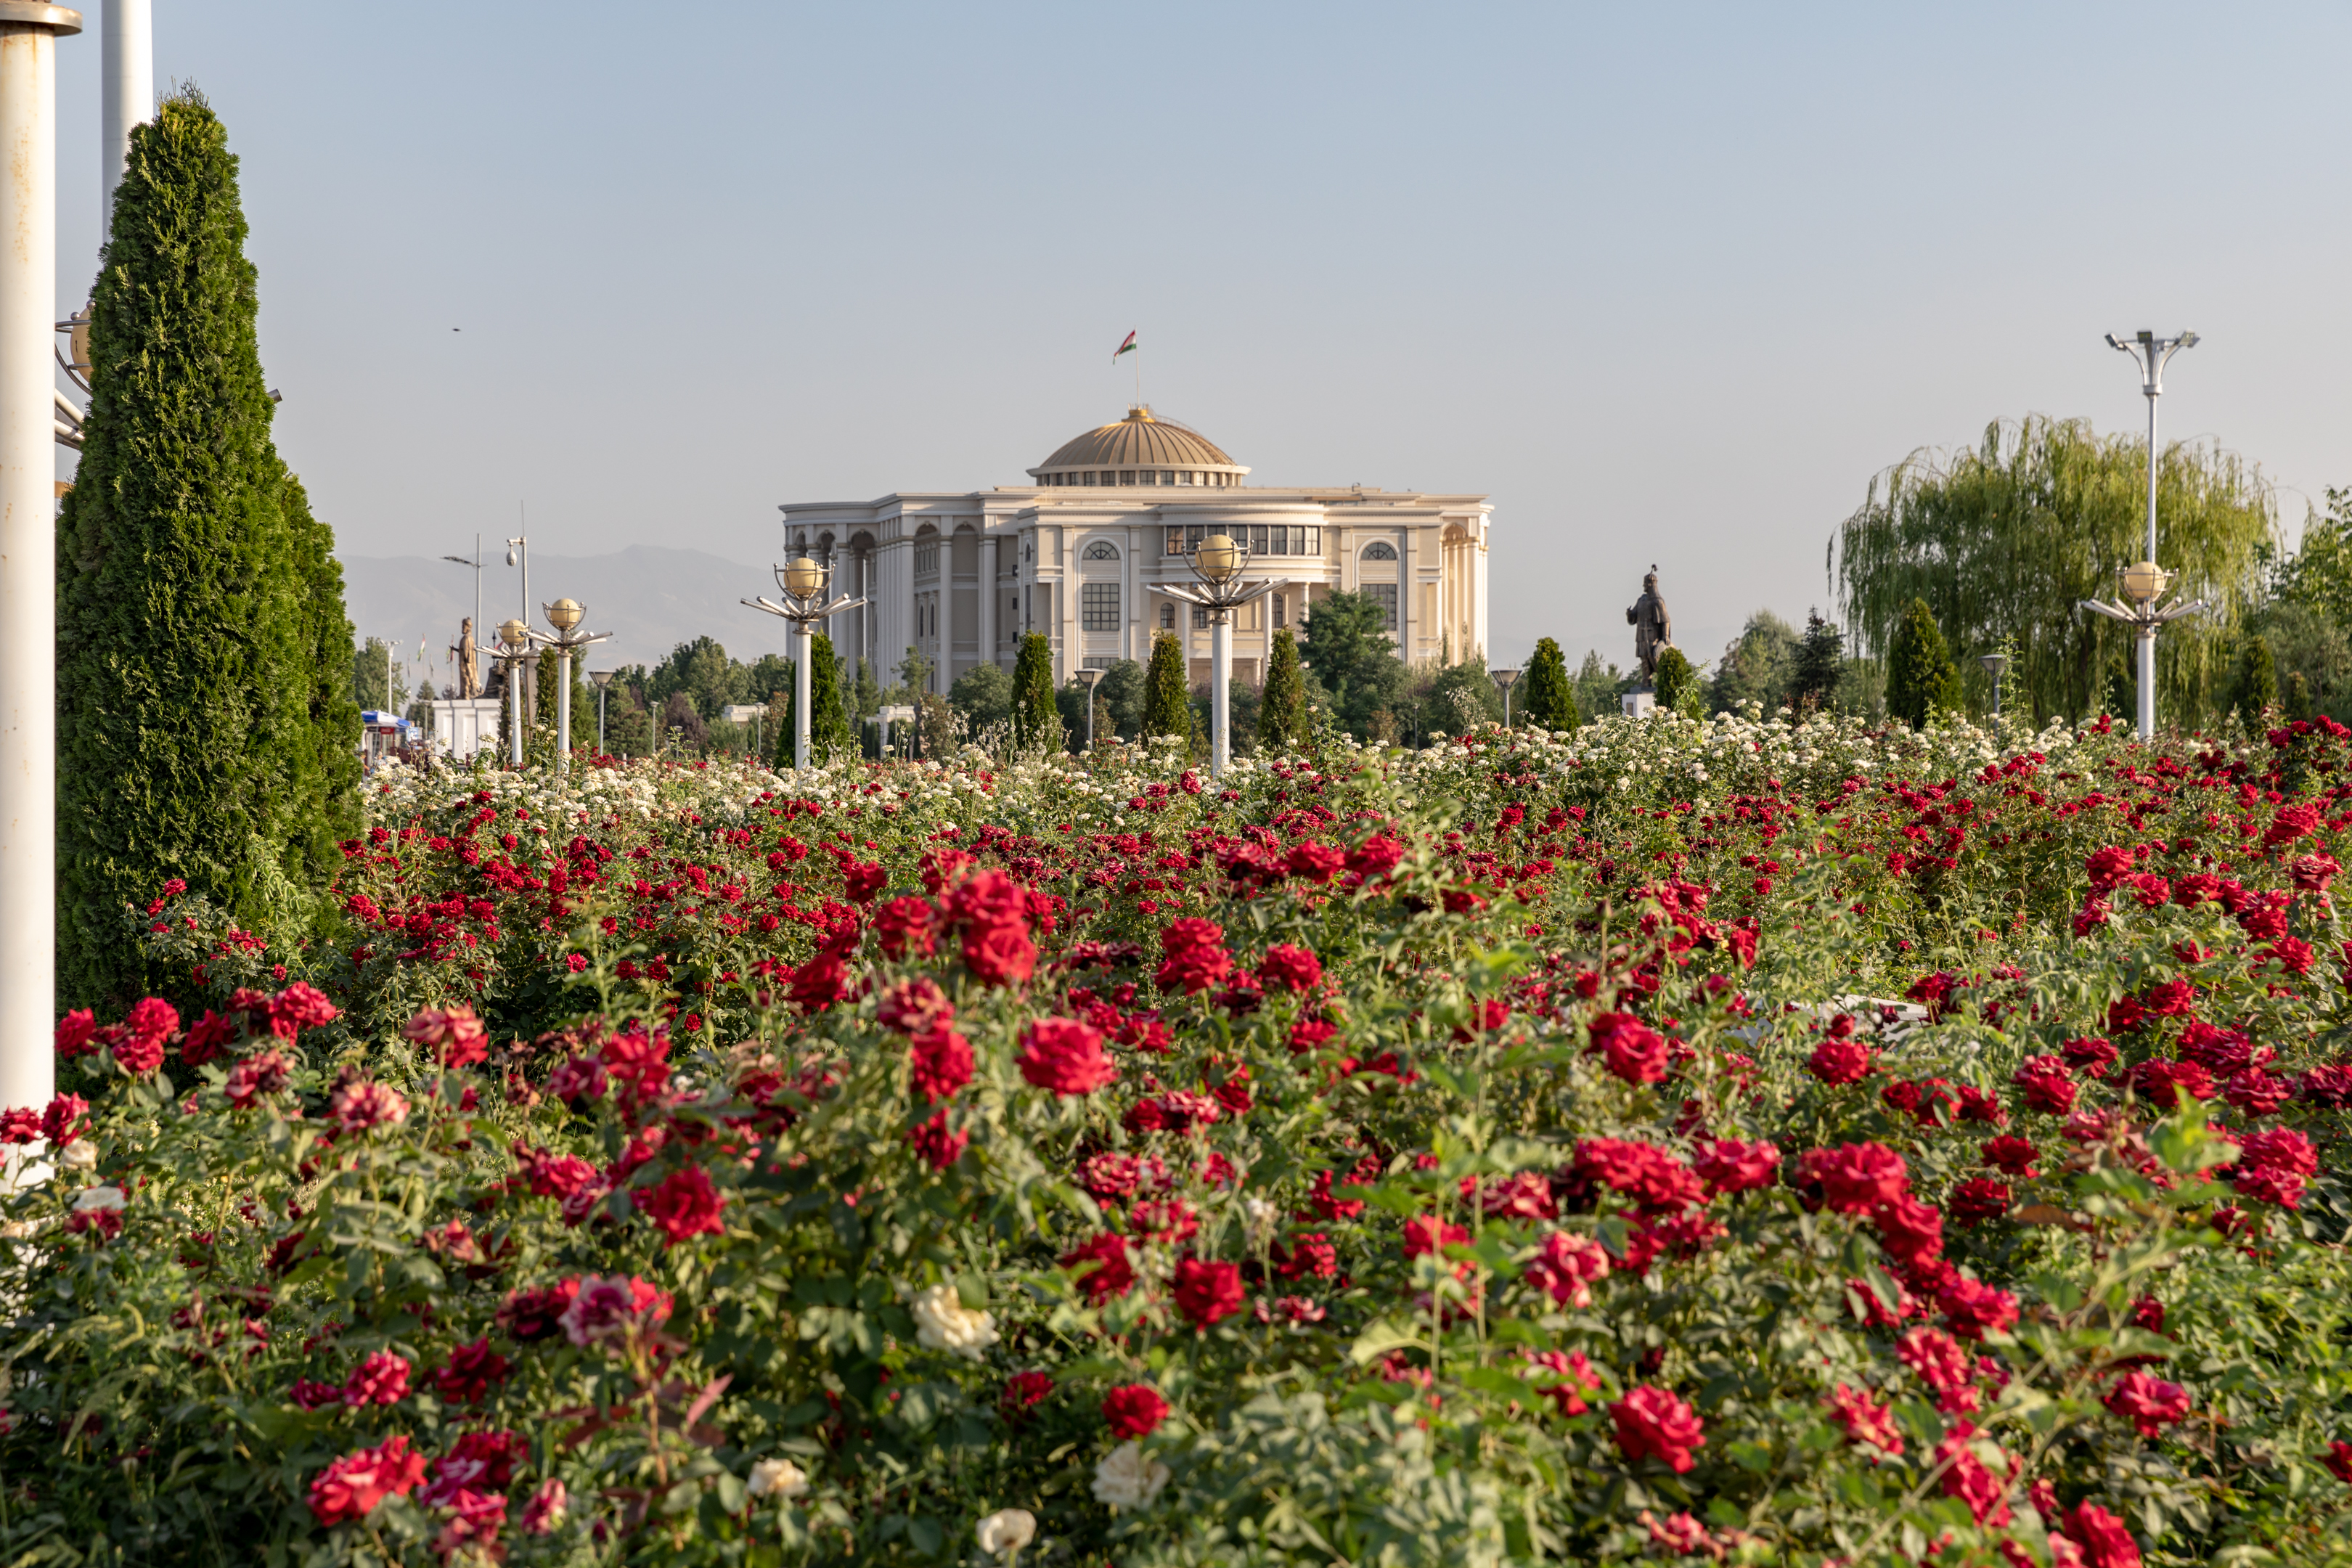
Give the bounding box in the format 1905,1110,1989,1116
451,617,481,699
1626,566,1673,685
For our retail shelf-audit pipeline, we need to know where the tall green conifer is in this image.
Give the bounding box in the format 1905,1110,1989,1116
1257,629,1302,752
1011,634,1062,753
1143,632,1195,750
776,633,854,766
1885,598,1964,728
1521,637,1579,730
58,90,358,1008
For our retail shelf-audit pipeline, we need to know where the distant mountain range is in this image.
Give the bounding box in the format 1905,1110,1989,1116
337,545,801,690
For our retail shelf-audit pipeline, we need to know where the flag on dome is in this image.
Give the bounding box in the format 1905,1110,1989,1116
1112,330,1138,363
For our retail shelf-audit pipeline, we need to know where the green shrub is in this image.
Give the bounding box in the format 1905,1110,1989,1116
1521,636,1580,730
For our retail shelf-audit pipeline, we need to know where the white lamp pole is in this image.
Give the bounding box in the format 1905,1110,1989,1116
589,668,613,756
1075,665,1104,750
0,4,79,1139
1491,666,1521,728
743,556,866,770
497,618,528,764
1161,533,1278,778
2099,330,2199,741
98,0,145,240
526,598,608,780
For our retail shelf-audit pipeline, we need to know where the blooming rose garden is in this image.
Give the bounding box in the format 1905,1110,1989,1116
7,706,2352,1567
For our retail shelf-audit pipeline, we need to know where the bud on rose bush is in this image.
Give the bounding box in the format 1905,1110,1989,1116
7,713,2352,1563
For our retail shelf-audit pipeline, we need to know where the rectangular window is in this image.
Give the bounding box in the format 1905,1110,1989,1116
1160,603,1175,629
1142,470,1158,486
1119,471,1135,486
1083,656,1115,671
1192,606,1209,629
1082,470,1096,486
1081,581,1119,631
1161,472,1174,486
1273,592,1287,629
1178,470,1193,485
1365,581,1398,630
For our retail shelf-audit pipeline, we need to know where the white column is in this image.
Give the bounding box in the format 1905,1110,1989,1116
1472,518,1490,663
1211,613,1231,775
794,622,812,769
1397,525,1413,663
1,7,73,1131
99,0,147,241
979,534,997,667
555,649,571,776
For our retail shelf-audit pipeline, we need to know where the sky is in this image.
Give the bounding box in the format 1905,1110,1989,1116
48,1,2352,673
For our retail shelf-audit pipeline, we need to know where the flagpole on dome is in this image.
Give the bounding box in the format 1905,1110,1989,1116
1114,329,1139,408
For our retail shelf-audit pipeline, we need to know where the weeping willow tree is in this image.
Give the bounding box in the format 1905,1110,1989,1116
1833,416,2277,727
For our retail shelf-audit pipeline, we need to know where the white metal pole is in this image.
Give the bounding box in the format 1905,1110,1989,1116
2140,369,2159,742
1,5,74,1135
97,0,144,242
595,682,606,756
472,532,481,694
793,621,811,769
555,647,571,777
509,651,523,765
1211,611,1230,776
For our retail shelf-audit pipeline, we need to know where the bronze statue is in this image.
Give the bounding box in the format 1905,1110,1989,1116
452,617,481,699
1626,566,1673,683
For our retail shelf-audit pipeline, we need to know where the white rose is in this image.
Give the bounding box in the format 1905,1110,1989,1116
974,1508,1037,1555
747,1456,809,1500
71,1183,125,1212
910,1282,1000,1361
1091,1440,1170,1511
58,1141,97,1171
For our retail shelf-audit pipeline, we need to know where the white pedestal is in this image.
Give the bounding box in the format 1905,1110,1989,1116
1622,689,1655,719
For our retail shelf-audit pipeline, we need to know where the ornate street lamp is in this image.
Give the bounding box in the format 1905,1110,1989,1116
589,669,614,756
521,597,611,778
1977,652,2010,724
2089,330,2203,740
1159,534,1281,777
743,555,867,769
1074,665,1106,751
495,618,530,765
1490,666,1521,728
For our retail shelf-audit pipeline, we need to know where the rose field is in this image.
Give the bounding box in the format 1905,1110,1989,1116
12,707,2352,1567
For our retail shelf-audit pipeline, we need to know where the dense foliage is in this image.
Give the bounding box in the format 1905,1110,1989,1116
57,89,360,1012
1256,631,1302,754
1521,637,1578,732
13,705,2352,1566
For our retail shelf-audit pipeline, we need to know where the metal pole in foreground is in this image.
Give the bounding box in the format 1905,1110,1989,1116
98,0,145,240
1,4,79,1132
1210,611,1231,776
2105,329,2197,741
793,622,812,771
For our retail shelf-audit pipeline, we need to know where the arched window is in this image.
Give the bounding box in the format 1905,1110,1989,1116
1082,540,1119,560
1361,540,1398,561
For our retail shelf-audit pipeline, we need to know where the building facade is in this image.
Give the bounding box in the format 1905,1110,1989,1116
777,407,1492,693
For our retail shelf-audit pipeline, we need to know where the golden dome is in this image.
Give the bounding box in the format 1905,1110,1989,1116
1027,406,1249,486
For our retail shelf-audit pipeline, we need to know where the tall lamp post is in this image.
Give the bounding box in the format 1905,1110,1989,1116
589,669,613,756
496,618,529,765
742,556,866,769
1159,533,1280,777
526,598,610,779
1978,652,2009,724
1075,665,1105,751
1490,666,1521,729
2092,330,2202,741
1,2,78,1148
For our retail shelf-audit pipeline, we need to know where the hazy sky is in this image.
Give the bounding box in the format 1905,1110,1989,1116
49,2,2352,669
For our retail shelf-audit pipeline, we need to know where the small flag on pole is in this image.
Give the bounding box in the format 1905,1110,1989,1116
1112,330,1138,364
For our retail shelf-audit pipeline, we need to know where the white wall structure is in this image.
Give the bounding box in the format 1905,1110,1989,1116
780,407,1493,692
99,0,147,240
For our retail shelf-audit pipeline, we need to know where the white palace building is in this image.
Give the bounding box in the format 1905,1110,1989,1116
777,406,1493,693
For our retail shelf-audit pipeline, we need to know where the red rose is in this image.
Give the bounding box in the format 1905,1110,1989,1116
2322,1439,2352,1485
342,1351,411,1408
2059,1502,2144,1568
1286,842,1347,882
1061,1233,1135,1304
0,1108,37,1145
1609,1385,1705,1473
946,870,1035,987
907,1111,968,1170
1935,1418,2011,1526
1798,1143,1910,1215
433,1338,512,1405
909,1028,974,1102
54,1008,97,1059
1257,943,1323,993
1002,1370,1055,1414
1591,1012,1670,1085
1528,1349,1601,1416
1156,918,1233,995
1172,1257,1244,1328
1016,1018,1116,1096
1806,1035,1873,1085
838,856,887,904
1101,1383,1169,1438
878,976,954,1035
268,982,339,1041
1870,1194,1944,1263
2102,1370,2190,1437
401,1003,486,1067
1347,835,1405,880
2062,1037,2118,1077
1980,1135,2040,1177
179,1009,238,1066
1691,1138,1780,1195
1826,1384,1903,1458
2224,1067,2292,1117
1949,1177,2012,1226
1401,1214,1469,1259
41,1093,89,1147
873,896,939,958
118,997,179,1074
1575,1138,1706,1212
640,1165,727,1246
1896,1326,1978,1412
1937,1276,2019,1339
307,1434,428,1526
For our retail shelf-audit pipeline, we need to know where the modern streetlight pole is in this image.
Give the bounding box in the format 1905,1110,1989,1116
497,618,529,765
1,4,79,1143
2093,330,2200,741
99,0,147,242
743,556,867,770
1978,652,2009,726
527,598,610,780
1075,666,1105,751
1490,666,1521,728
589,669,613,756
1160,534,1280,778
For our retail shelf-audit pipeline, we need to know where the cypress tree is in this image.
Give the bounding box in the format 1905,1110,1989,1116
1011,634,1062,753
1521,637,1579,730
777,634,856,766
2232,634,2279,719
2285,670,2315,722
1653,647,1702,717
1143,631,1195,749
1792,610,1845,711
1885,598,1964,728
58,90,358,1008
1257,629,1303,752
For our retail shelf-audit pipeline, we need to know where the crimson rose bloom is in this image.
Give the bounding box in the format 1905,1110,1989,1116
1591,1011,1670,1085
1172,1257,1244,1327
907,1111,967,1170
307,1434,428,1526
401,1003,486,1067
1799,1143,1910,1214
1257,943,1323,994
873,896,939,958
179,1008,238,1066
878,976,954,1035
2322,1439,2352,1485
1609,1385,1706,1472
433,1338,512,1405
1156,918,1233,995
1691,1138,1780,1194
1938,1276,2019,1339
1806,1034,1872,1085
115,997,177,1074
1001,1370,1055,1414
2102,1370,2191,1437
1949,1177,2012,1226
909,1027,974,1102
2060,1502,2144,1568
946,870,1035,987
1016,1017,1116,1095
1101,1383,1170,1438
343,1351,411,1408
1061,1233,1135,1304
54,1008,96,1058
640,1165,727,1246
1870,1194,1944,1263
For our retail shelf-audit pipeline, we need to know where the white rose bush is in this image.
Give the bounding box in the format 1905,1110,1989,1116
4,709,2352,1564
